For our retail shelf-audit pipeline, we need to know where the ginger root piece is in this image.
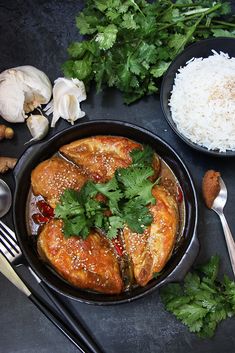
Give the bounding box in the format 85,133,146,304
0,157,17,173
0,125,14,140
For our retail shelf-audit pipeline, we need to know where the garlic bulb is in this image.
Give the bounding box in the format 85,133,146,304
44,77,86,127
0,66,52,123
26,114,49,143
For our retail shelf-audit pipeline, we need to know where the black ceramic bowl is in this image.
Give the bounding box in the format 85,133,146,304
160,37,235,157
13,120,199,304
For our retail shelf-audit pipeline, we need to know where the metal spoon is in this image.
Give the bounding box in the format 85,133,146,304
212,177,235,276
0,179,12,217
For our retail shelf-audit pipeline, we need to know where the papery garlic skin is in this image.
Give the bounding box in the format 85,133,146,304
45,77,86,127
0,66,52,123
0,74,25,122
26,114,49,143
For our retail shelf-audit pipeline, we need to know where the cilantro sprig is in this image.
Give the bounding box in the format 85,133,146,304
55,186,108,238
160,255,235,338
55,146,159,239
63,0,235,104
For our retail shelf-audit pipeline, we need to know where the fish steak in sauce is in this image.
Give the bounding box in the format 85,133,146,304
30,136,181,294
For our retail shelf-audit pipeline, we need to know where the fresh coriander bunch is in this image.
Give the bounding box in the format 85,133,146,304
63,0,235,104
55,146,159,239
160,255,235,338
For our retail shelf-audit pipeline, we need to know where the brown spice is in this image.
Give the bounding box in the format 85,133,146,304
202,170,221,209
0,125,14,140
0,157,17,173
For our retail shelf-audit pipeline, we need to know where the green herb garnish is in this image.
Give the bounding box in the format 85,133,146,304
160,255,235,338
55,186,107,238
55,146,159,238
63,0,235,104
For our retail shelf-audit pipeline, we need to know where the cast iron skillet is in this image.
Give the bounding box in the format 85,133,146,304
13,120,199,305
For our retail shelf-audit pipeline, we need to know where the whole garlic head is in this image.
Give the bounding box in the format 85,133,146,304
44,77,86,127
0,65,52,123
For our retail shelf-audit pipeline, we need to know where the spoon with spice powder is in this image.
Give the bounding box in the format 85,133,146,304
202,170,235,276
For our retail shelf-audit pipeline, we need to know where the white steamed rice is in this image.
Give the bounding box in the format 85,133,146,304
169,51,235,152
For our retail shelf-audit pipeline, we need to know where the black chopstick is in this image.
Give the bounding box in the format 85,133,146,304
39,281,103,353
29,291,89,353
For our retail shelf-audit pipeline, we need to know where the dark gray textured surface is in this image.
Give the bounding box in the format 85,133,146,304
0,1,235,352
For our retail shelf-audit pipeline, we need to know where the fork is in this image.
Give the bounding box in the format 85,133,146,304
0,220,103,353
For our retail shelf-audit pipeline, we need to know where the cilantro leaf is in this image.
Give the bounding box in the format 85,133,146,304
94,0,109,12
197,255,220,282
150,61,170,78
161,283,183,303
116,146,158,205
95,24,118,50
184,272,201,296
122,198,153,233
63,216,89,239
76,13,98,35
78,180,98,205
212,29,235,38
121,13,138,30
55,186,105,238
55,189,83,219
174,303,208,333
107,216,124,239
129,57,143,75
67,41,99,59
93,176,123,214
198,314,218,338
130,145,154,167
72,59,93,82
223,275,235,311
116,165,157,205
160,256,235,338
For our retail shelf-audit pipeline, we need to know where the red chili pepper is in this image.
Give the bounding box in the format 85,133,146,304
112,237,123,256
177,186,183,203
32,213,50,224
37,200,54,218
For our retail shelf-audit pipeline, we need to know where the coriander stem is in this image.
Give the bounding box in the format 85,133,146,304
158,3,222,31
173,3,201,8
158,14,201,31
212,20,235,28
130,0,145,16
202,3,222,16
156,4,173,21
173,15,204,57
198,25,227,29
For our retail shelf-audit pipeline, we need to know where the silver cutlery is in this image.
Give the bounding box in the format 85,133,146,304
0,220,103,353
0,179,11,217
0,251,88,353
211,177,235,276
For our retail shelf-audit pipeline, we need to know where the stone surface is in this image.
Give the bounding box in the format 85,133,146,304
0,1,235,352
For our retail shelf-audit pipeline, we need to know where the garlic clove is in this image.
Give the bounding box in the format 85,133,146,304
58,94,85,125
26,114,49,143
44,77,86,127
0,66,52,123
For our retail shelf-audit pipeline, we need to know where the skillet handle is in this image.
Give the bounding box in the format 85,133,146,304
39,281,104,353
29,293,88,353
163,234,200,284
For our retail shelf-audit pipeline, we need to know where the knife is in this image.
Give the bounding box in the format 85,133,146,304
0,252,89,353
